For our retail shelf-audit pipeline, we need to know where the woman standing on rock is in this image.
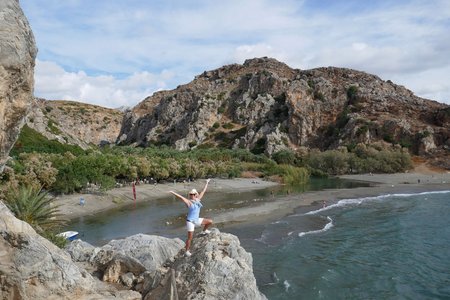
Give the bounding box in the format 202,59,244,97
170,179,213,256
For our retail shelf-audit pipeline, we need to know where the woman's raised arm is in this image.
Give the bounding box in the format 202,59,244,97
170,191,191,207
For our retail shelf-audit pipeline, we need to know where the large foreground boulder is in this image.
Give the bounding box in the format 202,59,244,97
0,201,140,299
66,234,184,287
145,228,267,300
0,0,37,171
67,230,266,300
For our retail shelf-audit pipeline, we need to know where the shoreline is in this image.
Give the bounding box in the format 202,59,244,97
215,180,450,230
57,172,450,228
55,178,279,221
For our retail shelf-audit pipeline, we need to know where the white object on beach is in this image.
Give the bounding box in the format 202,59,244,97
57,231,79,241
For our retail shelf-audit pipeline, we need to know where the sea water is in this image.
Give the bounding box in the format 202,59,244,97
65,181,449,299
235,190,450,299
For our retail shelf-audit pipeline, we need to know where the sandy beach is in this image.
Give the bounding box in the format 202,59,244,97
56,170,450,227
55,178,279,220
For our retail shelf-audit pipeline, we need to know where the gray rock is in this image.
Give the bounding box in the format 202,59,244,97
144,228,267,300
104,233,184,273
0,201,129,299
66,239,97,262
102,253,146,283
67,234,183,290
0,0,37,171
120,272,136,288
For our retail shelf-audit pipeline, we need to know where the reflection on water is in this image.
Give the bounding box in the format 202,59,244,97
64,177,373,246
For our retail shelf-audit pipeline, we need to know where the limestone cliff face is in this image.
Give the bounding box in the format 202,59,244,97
26,98,123,148
0,0,37,171
118,57,449,165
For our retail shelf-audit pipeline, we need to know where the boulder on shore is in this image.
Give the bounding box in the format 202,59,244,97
66,234,184,281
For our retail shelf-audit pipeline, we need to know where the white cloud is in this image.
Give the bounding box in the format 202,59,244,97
34,60,174,108
22,0,450,105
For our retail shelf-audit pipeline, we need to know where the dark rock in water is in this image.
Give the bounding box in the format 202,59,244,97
0,0,37,171
144,228,267,300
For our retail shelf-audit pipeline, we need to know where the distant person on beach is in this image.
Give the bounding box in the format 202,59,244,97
170,179,213,257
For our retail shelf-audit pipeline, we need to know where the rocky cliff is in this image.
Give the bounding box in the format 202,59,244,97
0,201,141,299
0,0,37,171
26,98,123,149
118,57,449,167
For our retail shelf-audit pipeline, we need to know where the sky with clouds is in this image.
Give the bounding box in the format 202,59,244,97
21,0,450,108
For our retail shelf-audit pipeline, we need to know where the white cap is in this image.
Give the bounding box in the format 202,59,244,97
189,189,198,195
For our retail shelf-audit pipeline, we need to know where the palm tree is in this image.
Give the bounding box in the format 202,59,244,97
4,186,66,233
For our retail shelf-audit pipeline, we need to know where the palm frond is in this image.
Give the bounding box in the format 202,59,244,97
4,186,67,232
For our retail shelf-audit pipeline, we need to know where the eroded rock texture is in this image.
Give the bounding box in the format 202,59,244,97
0,0,37,171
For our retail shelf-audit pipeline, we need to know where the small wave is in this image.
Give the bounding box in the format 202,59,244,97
298,216,333,237
305,190,450,215
284,280,290,292
255,232,268,244
271,220,289,225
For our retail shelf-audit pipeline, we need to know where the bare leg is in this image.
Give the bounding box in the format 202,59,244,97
186,231,194,251
201,218,213,231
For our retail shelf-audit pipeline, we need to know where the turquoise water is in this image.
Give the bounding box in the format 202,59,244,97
234,191,450,299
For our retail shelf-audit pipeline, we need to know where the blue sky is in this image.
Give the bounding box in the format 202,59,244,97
21,0,450,108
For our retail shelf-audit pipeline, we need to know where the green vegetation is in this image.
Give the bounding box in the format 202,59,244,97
47,119,62,135
3,186,67,247
11,125,84,156
4,133,310,193
303,143,412,175
347,85,358,103
222,122,234,129
4,186,68,248
2,123,413,199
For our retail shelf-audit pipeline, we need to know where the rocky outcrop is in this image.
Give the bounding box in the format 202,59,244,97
0,201,141,299
118,57,449,167
145,228,267,300
66,230,266,300
66,234,184,285
0,0,37,171
26,98,123,149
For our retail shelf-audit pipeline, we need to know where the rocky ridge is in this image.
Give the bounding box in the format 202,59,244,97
26,98,124,149
0,0,37,171
118,57,449,168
